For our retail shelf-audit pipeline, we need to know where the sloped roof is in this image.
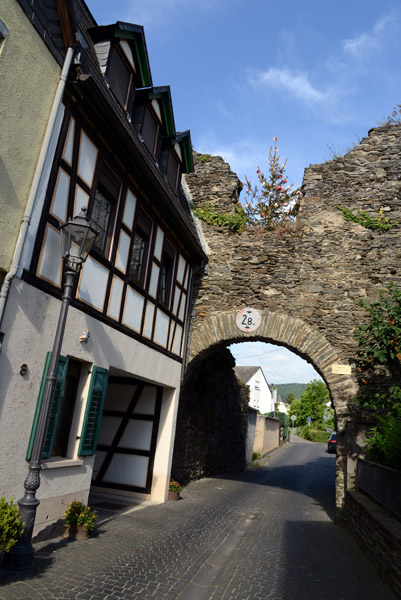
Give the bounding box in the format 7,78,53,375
16,0,65,65
234,366,261,384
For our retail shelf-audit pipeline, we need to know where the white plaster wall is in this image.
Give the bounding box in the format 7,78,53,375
248,370,273,414
0,279,182,530
150,387,180,501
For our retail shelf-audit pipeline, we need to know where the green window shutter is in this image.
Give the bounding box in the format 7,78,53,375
26,352,69,461
78,366,109,456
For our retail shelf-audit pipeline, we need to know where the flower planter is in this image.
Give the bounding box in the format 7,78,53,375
63,524,91,540
168,491,180,501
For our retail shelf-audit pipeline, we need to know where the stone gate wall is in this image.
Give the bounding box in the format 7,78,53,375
183,125,401,507
171,348,248,484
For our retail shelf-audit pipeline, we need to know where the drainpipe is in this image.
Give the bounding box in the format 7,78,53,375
0,46,75,349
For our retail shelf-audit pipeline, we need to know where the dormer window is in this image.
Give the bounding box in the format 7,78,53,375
107,42,136,114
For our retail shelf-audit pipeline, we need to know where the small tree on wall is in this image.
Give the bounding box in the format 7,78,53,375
244,137,301,230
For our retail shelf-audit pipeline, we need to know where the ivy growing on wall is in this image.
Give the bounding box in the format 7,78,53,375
337,206,398,232
192,202,248,233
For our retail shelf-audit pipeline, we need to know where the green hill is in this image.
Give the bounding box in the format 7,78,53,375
271,383,307,402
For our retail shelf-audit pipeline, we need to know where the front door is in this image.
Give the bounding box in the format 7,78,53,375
92,377,162,494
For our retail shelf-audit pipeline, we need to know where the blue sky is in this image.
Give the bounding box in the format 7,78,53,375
86,0,401,383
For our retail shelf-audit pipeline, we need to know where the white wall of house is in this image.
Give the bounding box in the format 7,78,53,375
0,279,183,534
247,369,274,414
276,400,289,414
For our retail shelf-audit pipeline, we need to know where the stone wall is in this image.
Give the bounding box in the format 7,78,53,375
245,408,257,464
184,127,401,508
345,491,401,599
253,414,280,457
171,348,248,484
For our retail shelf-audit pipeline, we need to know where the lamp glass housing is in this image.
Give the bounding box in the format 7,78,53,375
60,208,98,268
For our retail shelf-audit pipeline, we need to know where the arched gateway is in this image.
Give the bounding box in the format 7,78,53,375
181,124,401,513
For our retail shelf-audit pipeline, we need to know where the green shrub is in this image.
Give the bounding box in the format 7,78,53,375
364,404,401,471
298,426,330,443
252,452,261,461
0,496,24,552
192,202,247,233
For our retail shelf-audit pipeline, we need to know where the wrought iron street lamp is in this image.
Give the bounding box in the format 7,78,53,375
4,208,98,569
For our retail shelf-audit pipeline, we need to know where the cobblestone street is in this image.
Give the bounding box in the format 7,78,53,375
0,439,396,600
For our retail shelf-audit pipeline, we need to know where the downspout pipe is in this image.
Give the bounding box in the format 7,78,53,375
0,46,75,345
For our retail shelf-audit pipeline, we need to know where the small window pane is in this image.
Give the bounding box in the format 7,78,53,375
153,227,164,261
62,118,75,165
129,231,147,282
143,302,155,338
92,190,112,252
159,243,175,307
50,169,69,222
149,264,160,298
116,230,130,273
122,189,137,230
123,287,144,332
108,275,124,320
129,212,152,286
37,225,62,286
78,256,109,311
78,131,98,187
154,309,170,347
176,255,186,284
91,166,120,254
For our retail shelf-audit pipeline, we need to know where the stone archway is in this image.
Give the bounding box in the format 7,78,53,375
186,308,358,510
182,125,401,513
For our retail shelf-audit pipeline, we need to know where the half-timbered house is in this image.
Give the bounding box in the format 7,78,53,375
0,0,206,537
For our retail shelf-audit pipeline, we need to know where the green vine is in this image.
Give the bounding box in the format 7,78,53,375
337,205,398,232
199,154,211,163
192,202,247,232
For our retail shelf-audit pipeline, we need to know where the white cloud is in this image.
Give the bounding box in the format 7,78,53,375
195,134,270,184
342,32,378,58
342,13,398,59
249,67,335,106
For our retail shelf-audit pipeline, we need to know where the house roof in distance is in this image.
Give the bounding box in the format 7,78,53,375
234,366,262,384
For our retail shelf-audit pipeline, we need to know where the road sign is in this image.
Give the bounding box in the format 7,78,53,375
236,307,262,333
291,415,296,422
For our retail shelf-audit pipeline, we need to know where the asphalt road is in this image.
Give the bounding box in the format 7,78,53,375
0,438,396,599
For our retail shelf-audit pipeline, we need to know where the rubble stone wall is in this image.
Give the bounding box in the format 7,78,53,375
183,125,401,508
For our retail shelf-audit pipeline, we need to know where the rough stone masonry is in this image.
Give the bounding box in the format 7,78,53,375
183,124,401,508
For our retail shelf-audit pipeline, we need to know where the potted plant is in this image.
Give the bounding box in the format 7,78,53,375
0,496,24,557
63,500,97,539
168,481,182,501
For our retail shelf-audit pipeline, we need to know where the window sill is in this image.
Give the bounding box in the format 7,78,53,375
42,458,84,469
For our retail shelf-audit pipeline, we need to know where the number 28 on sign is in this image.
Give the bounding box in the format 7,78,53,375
236,308,262,333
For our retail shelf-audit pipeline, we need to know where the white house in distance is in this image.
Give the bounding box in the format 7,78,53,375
234,366,274,414
276,394,289,414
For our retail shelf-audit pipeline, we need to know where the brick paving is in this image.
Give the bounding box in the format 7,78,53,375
0,439,396,600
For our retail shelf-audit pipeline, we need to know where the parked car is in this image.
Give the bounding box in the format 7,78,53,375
327,432,337,453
